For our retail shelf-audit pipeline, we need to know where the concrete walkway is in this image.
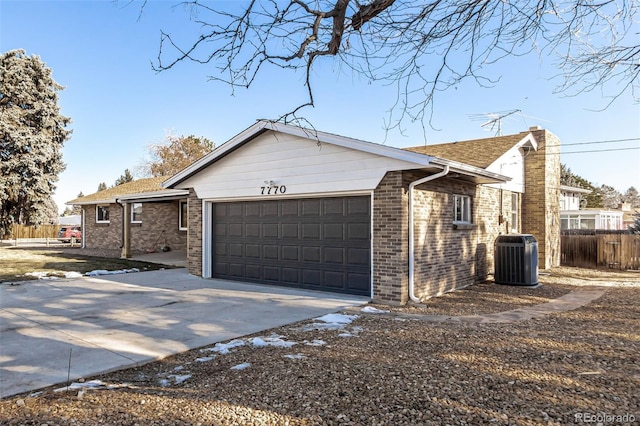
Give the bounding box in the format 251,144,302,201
0,269,368,399
356,288,607,323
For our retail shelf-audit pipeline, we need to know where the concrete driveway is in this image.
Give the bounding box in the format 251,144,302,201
0,269,368,398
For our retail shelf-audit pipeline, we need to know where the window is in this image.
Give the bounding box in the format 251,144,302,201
179,200,188,230
511,193,519,232
131,203,142,223
453,195,471,224
96,205,109,223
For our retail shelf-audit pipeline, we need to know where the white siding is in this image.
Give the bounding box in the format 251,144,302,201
179,131,422,200
485,146,526,193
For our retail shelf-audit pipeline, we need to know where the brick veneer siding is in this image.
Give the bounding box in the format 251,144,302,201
522,129,561,269
372,171,409,304
82,203,123,250
81,202,186,254
187,188,203,276
129,201,186,252
373,171,517,303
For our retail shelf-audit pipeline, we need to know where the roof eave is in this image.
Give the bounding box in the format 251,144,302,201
430,157,511,184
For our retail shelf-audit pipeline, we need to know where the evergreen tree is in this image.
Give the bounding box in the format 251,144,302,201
70,191,83,216
628,212,640,234
114,169,134,186
97,182,107,191
0,49,71,236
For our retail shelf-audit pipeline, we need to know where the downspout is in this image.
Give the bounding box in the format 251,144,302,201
408,165,450,303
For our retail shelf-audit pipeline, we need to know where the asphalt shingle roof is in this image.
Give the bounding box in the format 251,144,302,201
67,176,168,204
403,133,527,169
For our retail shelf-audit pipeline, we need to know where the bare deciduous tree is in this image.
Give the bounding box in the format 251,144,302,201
142,1,638,130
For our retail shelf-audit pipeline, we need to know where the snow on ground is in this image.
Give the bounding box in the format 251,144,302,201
23,269,139,280
284,353,307,359
302,313,359,332
53,380,132,393
231,363,251,370
250,336,296,348
85,268,140,276
361,306,390,314
203,339,246,355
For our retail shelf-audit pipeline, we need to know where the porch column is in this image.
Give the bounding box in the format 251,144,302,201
121,202,131,259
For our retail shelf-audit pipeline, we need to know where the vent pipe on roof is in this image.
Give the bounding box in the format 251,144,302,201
408,165,450,303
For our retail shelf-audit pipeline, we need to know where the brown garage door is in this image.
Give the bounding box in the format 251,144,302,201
213,196,371,295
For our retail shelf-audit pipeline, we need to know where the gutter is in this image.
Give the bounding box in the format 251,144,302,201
408,165,450,303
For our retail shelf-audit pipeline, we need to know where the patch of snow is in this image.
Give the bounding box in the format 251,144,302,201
64,271,83,279
315,313,358,324
303,339,327,346
361,306,390,314
170,374,192,385
284,353,307,360
24,272,49,279
231,362,251,370
195,356,214,362
204,339,246,355
173,365,184,372
85,268,140,276
251,336,296,348
158,378,171,387
54,380,132,392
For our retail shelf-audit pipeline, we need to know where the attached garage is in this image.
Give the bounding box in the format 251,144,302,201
212,196,371,295
164,120,513,303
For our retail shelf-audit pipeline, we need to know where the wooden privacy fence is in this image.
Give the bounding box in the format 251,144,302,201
561,231,640,270
6,224,59,239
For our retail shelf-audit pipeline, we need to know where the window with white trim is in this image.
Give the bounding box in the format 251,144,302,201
179,200,188,230
96,205,110,223
511,193,519,232
131,203,142,223
453,195,471,224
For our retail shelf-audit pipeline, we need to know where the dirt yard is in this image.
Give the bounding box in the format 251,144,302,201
1,268,638,425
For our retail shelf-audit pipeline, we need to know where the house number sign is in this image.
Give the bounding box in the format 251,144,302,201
260,185,286,195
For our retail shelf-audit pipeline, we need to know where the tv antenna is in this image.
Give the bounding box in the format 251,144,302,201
468,109,521,136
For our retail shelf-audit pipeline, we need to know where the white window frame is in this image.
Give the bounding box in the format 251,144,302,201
511,193,519,233
179,200,188,230
96,205,110,223
453,194,471,224
131,203,142,223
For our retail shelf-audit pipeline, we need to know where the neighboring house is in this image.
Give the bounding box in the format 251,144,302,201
163,120,561,304
66,177,189,256
560,185,624,230
58,215,81,226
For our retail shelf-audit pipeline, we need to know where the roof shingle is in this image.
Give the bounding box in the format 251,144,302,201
67,176,168,204
403,133,528,169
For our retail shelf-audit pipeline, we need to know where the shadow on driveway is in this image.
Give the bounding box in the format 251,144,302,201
0,269,368,398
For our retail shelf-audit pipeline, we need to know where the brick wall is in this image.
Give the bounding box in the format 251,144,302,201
82,203,123,250
130,201,186,253
373,171,518,304
372,171,409,304
187,189,203,276
81,201,186,254
522,128,561,269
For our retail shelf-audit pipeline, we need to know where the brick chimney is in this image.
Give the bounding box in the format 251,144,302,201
520,127,561,269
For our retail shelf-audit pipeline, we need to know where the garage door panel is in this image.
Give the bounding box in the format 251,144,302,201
212,196,371,296
324,223,344,239
303,246,321,262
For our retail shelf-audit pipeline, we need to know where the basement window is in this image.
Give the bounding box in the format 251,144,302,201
453,195,471,224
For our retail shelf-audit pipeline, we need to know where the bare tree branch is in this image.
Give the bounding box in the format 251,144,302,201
135,0,639,132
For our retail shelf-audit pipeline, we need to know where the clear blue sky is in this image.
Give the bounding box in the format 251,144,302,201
2,0,639,213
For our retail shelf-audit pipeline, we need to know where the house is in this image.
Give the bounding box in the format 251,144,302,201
163,120,560,304
560,185,625,230
66,177,189,256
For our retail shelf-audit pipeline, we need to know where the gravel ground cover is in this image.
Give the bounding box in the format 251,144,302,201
1,268,638,425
